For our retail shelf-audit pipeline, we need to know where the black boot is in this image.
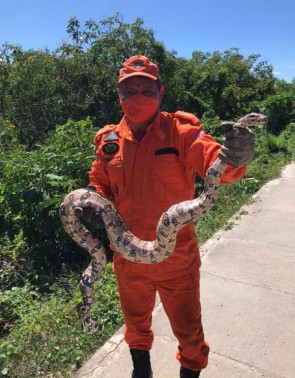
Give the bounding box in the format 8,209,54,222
180,366,201,377
130,349,153,378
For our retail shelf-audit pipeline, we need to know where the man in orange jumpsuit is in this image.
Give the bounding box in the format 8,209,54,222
86,56,255,378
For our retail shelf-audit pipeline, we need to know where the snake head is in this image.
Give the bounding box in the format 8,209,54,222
236,112,268,127
220,113,268,132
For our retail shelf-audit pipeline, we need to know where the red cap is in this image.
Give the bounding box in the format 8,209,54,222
118,55,159,83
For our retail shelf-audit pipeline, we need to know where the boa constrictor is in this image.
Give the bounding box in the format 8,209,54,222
60,112,267,333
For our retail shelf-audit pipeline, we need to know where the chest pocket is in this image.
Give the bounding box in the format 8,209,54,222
153,154,185,201
106,158,124,202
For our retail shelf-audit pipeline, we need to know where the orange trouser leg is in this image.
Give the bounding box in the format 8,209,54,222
117,276,157,350
156,272,209,371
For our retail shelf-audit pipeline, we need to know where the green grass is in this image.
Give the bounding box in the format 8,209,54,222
0,265,123,378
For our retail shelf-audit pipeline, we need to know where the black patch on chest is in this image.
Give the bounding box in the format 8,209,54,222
102,142,120,155
155,148,179,156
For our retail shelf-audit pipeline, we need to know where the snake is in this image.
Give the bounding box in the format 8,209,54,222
60,113,268,333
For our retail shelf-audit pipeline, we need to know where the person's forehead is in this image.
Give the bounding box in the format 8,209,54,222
120,76,157,88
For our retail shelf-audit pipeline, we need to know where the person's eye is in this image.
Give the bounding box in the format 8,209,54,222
125,90,137,97
142,90,156,97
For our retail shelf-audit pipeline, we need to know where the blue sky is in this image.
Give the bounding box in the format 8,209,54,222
0,0,294,82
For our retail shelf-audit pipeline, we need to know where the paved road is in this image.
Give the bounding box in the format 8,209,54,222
76,162,295,378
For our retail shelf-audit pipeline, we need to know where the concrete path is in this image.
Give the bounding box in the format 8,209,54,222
76,162,295,378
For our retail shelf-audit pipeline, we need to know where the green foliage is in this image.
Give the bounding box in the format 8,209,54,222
0,116,22,151
0,232,30,293
2,14,293,147
278,122,295,155
0,14,174,147
172,49,277,120
0,284,40,338
0,265,123,378
258,93,295,134
199,112,223,138
0,119,97,285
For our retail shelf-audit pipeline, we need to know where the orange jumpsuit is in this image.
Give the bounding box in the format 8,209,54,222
89,111,246,371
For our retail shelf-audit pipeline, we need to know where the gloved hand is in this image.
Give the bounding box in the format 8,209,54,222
218,122,255,167
74,187,105,230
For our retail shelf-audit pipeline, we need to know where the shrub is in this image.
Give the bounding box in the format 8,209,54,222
0,118,105,287
258,94,295,135
0,265,123,378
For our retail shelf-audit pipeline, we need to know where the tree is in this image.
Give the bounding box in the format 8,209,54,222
0,15,289,149
0,14,178,147
186,48,276,120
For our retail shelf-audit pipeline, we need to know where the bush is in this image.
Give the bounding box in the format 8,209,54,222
278,122,295,157
258,94,295,135
0,118,100,286
0,265,123,378
0,232,31,293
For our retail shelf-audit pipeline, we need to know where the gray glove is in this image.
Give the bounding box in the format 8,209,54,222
218,122,255,167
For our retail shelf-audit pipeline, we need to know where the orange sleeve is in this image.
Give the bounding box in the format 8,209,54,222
88,136,113,199
184,130,246,185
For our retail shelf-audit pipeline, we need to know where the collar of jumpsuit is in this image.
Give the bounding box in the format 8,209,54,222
117,112,165,143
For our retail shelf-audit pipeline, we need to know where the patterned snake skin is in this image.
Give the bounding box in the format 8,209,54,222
60,113,267,333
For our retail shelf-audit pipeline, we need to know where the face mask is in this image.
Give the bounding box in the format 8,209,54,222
120,94,160,123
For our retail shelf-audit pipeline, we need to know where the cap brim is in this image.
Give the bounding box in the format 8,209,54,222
118,72,158,83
